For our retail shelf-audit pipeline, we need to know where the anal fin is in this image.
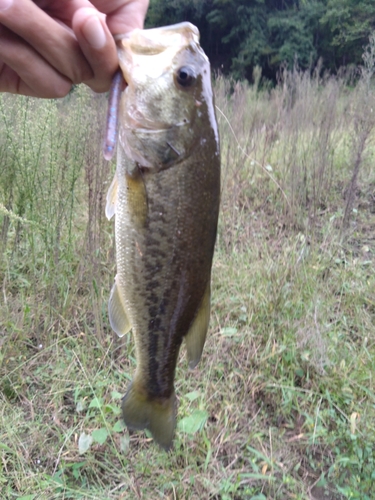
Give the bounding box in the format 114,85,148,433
184,281,211,369
108,277,131,337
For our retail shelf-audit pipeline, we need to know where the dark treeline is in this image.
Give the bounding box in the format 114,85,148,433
145,0,375,81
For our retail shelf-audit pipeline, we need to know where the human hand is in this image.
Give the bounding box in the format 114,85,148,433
0,0,149,97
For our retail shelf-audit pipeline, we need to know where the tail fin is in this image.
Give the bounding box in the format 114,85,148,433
122,381,176,450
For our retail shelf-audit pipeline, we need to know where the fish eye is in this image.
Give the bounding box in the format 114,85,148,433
176,66,196,88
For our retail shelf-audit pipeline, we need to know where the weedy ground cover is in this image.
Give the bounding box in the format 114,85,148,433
1,61,375,498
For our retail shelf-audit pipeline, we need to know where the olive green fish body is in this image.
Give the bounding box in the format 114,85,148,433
106,22,220,449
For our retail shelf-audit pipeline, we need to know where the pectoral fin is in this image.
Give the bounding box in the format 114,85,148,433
108,277,131,337
184,282,211,369
105,172,118,220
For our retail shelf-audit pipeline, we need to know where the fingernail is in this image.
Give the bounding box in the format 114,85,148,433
0,0,13,11
82,15,106,49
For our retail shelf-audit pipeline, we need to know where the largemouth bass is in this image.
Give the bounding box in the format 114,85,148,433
105,22,220,449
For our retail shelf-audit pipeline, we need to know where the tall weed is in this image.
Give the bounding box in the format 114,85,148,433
0,88,112,335
215,52,375,244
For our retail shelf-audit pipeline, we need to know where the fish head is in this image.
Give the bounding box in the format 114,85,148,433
116,23,218,169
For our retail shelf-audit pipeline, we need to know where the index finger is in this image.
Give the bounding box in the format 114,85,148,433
0,0,93,84
72,7,119,93
90,0,149,33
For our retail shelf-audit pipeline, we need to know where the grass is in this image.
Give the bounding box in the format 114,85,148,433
1,60,375,498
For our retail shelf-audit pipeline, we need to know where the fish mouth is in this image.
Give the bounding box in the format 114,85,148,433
116,23,204,91
115,23,200,56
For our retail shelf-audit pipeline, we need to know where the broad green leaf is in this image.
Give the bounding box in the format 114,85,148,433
120,434,130,454
185,391,201,402
111,390,123,400
178,410,208,435
78,432,93,454
71,461,87,470
220,327,237,337
104,404,121,415
89,397,102,409
113,420,126,433
75,400,85,413
92,428,109,445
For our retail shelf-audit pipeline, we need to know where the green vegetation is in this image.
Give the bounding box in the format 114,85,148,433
1,44,375,500
146,0,375,81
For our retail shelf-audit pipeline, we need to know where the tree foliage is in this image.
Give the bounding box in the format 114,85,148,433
145,0,375,81
321,0,375,68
